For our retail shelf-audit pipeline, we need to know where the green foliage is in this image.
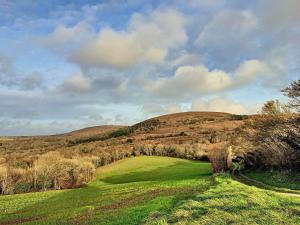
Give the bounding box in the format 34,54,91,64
106,127,135,138
1,157,299,225
231,114,249,120
231,161,245,172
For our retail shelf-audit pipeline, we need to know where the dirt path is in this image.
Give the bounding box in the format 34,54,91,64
232,172,300,198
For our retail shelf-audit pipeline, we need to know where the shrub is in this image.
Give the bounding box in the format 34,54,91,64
231,114,249,120
0,166,33,194
208,147,228,173
0,151,96,195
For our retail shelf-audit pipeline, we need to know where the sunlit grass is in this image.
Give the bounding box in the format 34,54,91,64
145,174,300,225
0,156,212,225
1,157,299,225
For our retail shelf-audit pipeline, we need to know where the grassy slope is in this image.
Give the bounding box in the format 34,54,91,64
1,157,299,225
146,175,300,225
0,156,212,225
245,170,300,191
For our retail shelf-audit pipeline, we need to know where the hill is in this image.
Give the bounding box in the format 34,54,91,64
0,112,247,163
63,125,126,138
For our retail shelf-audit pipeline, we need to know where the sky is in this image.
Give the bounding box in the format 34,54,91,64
0,0,299,135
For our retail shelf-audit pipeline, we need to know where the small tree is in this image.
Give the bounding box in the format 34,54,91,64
282,79,300,111
261,100,286,115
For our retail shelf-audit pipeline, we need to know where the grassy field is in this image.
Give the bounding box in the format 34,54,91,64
1,156,299,225
245,170,300,190
145,174,300,225
0,156,212,225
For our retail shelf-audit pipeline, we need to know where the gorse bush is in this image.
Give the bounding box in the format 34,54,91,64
0,152,95,195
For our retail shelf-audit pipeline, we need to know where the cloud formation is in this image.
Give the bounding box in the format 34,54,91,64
191,97,247,114
46,9,188,69
146,59,270,99
60,72,91,93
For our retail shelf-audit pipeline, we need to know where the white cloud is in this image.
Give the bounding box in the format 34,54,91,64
234,59,270,86
61,72,91,93
191,97,247,114
166,104,182,114
146,59,271,99
141,103,182,116
70,28,165,69
38,22,94,51
69,9,187,69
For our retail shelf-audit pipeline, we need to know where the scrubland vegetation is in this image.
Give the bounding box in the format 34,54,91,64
0,152,95,194
232,79,300,173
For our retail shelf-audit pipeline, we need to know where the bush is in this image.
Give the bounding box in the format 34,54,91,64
208,147,229,173
0,151,96,195
231,114,249,120
0,166,33,194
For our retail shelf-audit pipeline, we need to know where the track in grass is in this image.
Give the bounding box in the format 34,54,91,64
0,156,212,225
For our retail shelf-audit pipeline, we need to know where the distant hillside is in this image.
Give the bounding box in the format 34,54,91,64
64,125,125,138
0,111,249,163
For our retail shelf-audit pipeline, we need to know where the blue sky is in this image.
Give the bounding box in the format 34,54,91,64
0,0,299,135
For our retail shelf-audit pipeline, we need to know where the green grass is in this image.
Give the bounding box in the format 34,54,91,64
145,174,300,225
245,169,300,191
0,156,212,225
1,157,299,225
